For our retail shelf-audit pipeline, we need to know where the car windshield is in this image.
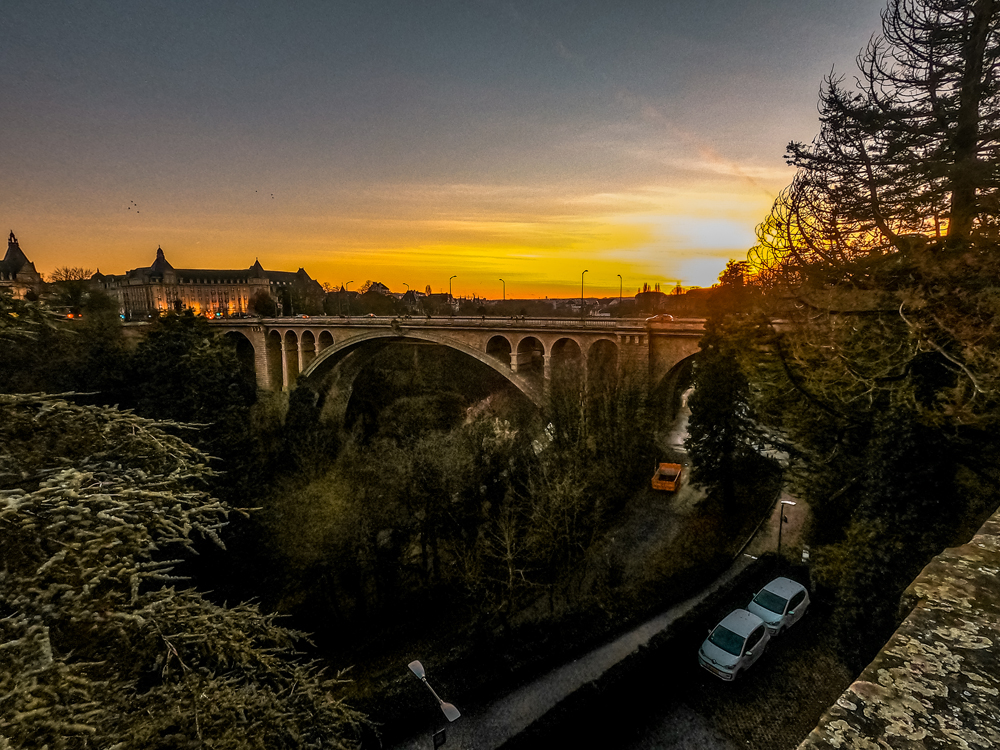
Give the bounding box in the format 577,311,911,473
753,589,788,615
708,625,745,656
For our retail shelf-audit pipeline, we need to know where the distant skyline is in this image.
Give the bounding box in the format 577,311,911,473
3,0,888,298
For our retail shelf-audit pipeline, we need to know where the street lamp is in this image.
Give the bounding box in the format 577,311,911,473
581,269,589,318
408,660,461,722
776,499,797,561
617,273,622,310
499,278,505,302
345,280,353,316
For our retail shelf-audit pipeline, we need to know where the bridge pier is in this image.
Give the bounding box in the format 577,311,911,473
244,326,273,391
300,332,316,371
510,350,532,372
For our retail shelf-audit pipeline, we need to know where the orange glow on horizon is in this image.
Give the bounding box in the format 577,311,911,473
15,176,781,300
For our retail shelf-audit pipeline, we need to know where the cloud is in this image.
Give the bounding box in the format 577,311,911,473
604,89,791,199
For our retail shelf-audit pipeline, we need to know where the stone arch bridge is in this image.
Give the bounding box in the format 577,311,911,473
211,316,705,412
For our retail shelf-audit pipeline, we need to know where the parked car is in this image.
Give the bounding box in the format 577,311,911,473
698,609,770,681
651,462,683,491
747,576,810,634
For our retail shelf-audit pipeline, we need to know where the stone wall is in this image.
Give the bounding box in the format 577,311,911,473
797,508,1000,749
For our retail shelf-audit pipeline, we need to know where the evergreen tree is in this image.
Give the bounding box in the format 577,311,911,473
740,0,1000,663
755,0,1000,289
684,316,756,507
0,394,368,749
129,312,257,425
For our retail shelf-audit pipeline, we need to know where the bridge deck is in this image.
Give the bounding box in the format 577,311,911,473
230,315,705,333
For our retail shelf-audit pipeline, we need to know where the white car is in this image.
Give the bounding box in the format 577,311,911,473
698,609,770,681
747,576,810,634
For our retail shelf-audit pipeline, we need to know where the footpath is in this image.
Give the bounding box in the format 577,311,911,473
390,492,803,750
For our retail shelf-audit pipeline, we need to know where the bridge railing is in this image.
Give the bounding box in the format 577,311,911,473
385,316,642,329
235,315,704,331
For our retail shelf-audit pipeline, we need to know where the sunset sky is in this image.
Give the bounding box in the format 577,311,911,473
3,0,887,299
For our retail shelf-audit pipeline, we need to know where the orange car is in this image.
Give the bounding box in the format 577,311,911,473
651,462,683,491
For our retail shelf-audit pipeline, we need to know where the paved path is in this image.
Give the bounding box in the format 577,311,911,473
392,556,755,750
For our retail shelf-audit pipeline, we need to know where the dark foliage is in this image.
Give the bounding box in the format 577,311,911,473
741,0,1000,666
0,394,368,749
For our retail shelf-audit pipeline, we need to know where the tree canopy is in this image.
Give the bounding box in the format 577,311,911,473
749,0,1000,425
754,0,1000,286
735,0,1000,665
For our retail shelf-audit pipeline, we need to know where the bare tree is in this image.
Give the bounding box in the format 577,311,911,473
48,266,94,282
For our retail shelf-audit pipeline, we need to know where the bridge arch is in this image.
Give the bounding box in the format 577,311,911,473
486,335,513,367
318,330,334,352
222,331,256,380
550,337,584,393
650,351,698,421
587,339,619,394
266,331,283,390
297,329,546,414
283,330,300,385
300,330,317,370
513,336,545,389
551,337,582,362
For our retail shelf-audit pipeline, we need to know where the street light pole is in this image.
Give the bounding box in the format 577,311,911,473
408,660,461,722
499,278,505,302
617,273,622,310
449,275,457,300
346,280,353,316
581,269,588,319
776,499,797,561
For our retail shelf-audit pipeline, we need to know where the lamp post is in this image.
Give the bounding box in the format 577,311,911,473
581,269,588,319
449,275,457,300
499,278,505,302
345,280,353,316
617,273,622,310
408,660,461,723
776,499,797,561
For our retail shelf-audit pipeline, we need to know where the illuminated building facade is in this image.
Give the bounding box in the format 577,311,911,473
92,247,323,319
